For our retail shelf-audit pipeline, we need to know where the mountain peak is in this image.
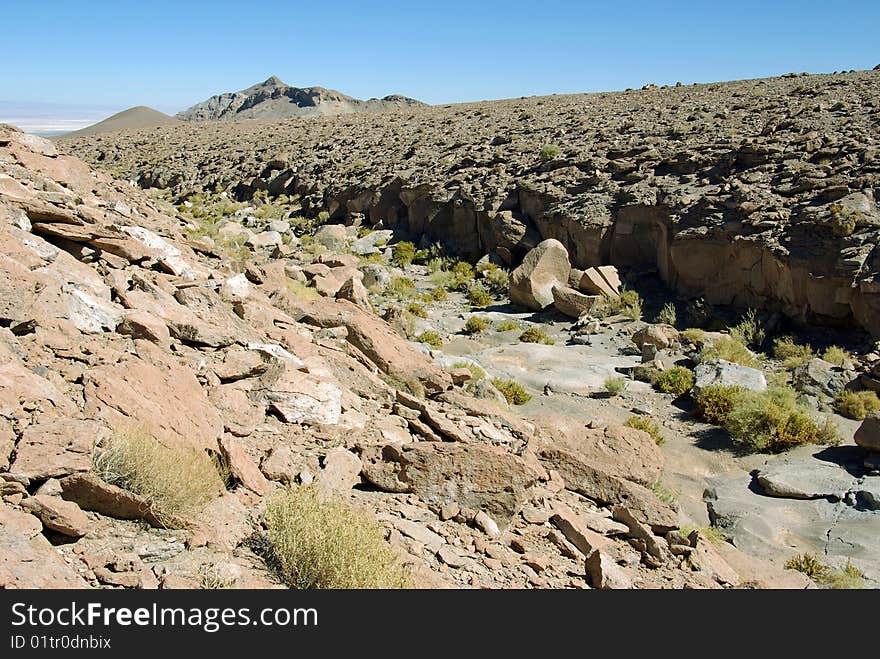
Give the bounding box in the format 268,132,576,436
263,75,287,87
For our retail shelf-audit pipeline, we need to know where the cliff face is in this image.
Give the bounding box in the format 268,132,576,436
62,70,880,335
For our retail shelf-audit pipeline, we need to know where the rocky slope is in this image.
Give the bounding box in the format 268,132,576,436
1,123,835,590
61,106,182,138
63,69,880,337
176,76,425,122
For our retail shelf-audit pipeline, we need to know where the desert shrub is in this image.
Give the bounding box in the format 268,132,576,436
265,486,411,589
724,386,837,453
464,316,490,335
495,320,520,332
834,390,880,420
700,336,760,368
406,302,428,318
632,364,661,384
425,286,448,302
539,144,561,162
415,331,443,349
654,366,695,395
316,210,331,224
519,327,555,345
679,525,728,546
785,553,828,579
595,289,643,321
823,562,866,590
467,285,494,308
655,302,677,326
828,203,859,237
93,426,224,527
391,241,417,267
386,276,416,299
773,336,814,370
821,346,852,366
784,553,863,589
729,308,765,349
680,328,707,347
452,361,486,381
624,415,665,446
285,278,321,301
651,480,677,506
492,379,532,405
694,385,746,425
604,376,626,396
479,264,510,295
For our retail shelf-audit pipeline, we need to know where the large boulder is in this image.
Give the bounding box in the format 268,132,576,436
792,358,854,399
632,324,680,350
509,239,571,310
693,359,767,395
361,442,540,528
855,413,880,452
551,285,600,319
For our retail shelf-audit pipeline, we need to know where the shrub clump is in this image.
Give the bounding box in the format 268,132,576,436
700,336,760,368
391,241,417,267
464,316,490,335
539,144,561,162
680,328,708,347
654,366,695,396
773,336,814,370
386,276,416,299
594,289,643,321
604,376,626,396
624,415,665,446
654,302,677,326
784,552,864,589
415,331,443,349
694,385,746,425
729,309,765,349
821,346,852,367
725,386,838,453
406,302,428,319
834,390,880,420
467,285,494,308
518,327,555,345
495,320,520,332
265,486,412,589
492,379,532,405
93,426,225,527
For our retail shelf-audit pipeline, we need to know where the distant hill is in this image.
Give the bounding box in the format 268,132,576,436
61,106,181,138
176,75,425,122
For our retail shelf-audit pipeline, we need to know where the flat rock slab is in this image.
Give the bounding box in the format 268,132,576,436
754,458,859,500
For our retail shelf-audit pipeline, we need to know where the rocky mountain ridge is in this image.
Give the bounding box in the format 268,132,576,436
62,69,880,337
176,75,425,122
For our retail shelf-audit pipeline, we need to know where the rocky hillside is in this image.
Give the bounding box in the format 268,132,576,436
61,106,182,138
63,69,880,337
5,123,838,590
176,76,425,122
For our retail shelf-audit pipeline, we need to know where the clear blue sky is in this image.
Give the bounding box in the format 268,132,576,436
2,0,878,113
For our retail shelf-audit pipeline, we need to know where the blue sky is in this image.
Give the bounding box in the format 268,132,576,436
1,0,878,123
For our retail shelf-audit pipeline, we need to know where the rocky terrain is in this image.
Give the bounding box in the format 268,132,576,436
175,76,424,122
3,68,880,592
63,69,880,337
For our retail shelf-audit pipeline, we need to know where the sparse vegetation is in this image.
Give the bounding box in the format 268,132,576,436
773,336,814,370
694,385,746,425
386,276,416,299
467,285,494,307
655,302,677,326
495,320,520,332
285,278,321,300
518,327,555,345
725,386,838,453
93,426,225,527
625,415,665,446
681,328,708,347
415,330,443,349
492,378,532,405
539,144,561,162
821,346,852,366
834,390,880,420
654,366,695,395
604,376,626,396
380,374,425,399
784,553,864,589
650,480,677,507
700,336,761,368
478,263,510,295
265,486,412,589
828,203,859,237
464,316,490,335
391,241,417,267
679,524,728,545
729,308,765,349
452,361,486,381
406,302,428,318
594,289,643,321
632,364,661,384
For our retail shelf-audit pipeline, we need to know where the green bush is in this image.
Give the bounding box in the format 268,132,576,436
624,415,665,446
266,486,411,589
386,276,416,299
701,336,760,368
655,302,677,326
681,328,707,347
495,320,520,332
415,331,443,349
729,309,765,349
654,366,695,396
479,264,510,295
632,364,661,384
467,286,494,308
518,327,555,345
428,286,448,302
834,390,880,420
464,316,490,335
694,385,746,425
391,241,417,267
539,145,561,162
406,302,428,318
773,336,814,370
452,361,486,381
822,346,852,366
492,379,532,405
784,553,864,589
594,289,643,321
604,376,626,396
725,387,837,453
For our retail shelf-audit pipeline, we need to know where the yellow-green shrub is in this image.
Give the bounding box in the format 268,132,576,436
834,390,880,420
654,366,695,395
694,385,746,425
519,327,555,345
492,379,531,405
773,336,814,370
701,336,760,368
624,415,665,446
464,316,490,335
